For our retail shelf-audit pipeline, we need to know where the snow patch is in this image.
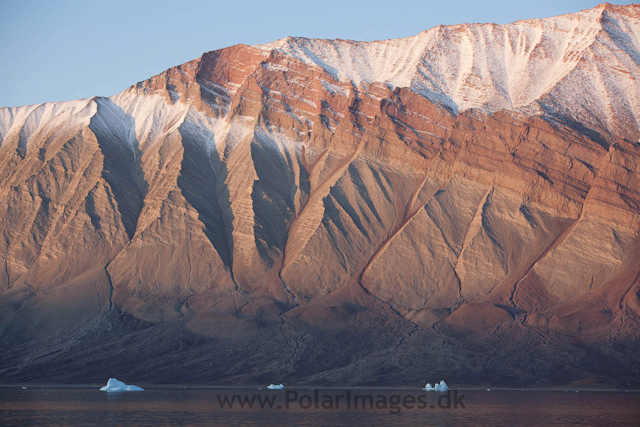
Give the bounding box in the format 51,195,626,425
320,80,349,97
0,99,96,152
111,91,189,150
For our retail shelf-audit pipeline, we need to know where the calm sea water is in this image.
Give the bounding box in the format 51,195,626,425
1,387,639,426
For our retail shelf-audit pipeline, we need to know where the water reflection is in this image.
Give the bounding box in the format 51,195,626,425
1,387,639,426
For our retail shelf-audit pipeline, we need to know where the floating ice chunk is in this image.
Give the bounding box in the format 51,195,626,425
100,378,144,392
267,384,284,390
423,380,448,391
21,387,27,390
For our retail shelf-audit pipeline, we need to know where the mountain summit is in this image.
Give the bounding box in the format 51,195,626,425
1,4,639,387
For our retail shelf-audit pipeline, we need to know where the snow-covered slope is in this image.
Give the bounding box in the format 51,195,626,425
258,3,640,137
258,6,605,112
3,4,639,146
0,99,96,153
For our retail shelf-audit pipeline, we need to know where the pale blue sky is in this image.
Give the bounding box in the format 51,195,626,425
0,0,618,107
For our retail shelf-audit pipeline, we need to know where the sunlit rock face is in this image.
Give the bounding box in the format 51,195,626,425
0,3,639,388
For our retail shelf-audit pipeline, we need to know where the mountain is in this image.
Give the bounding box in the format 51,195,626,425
1,3,639,387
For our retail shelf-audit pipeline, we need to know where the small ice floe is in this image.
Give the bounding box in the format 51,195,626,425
21,387,27,390
100,378,144,392
267,384,284,390
423,380,448,391
487,389,491,391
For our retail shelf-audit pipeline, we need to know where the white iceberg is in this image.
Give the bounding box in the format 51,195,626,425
423,380,448,391
100,378,144,392
267,384,284,390
435,381,448,391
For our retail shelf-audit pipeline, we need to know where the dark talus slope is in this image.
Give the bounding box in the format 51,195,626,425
0,3,639,387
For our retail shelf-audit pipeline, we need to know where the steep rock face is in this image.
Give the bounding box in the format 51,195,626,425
0,3,640,387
